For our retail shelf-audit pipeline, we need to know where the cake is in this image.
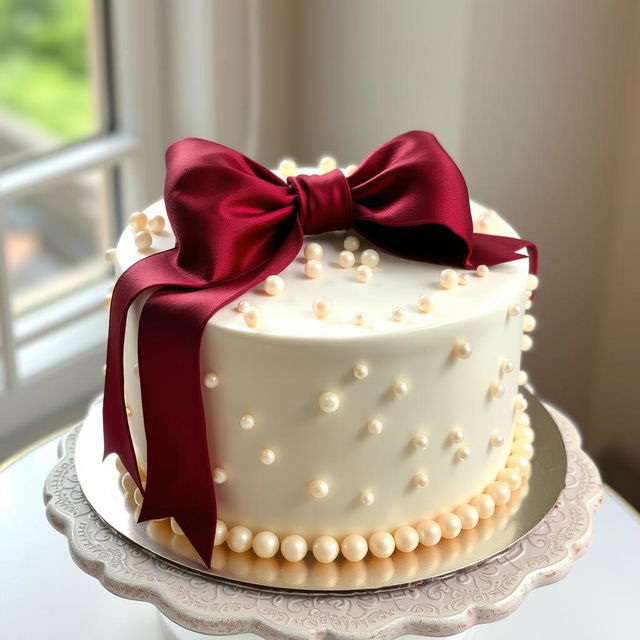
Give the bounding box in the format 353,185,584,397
103,131,538,566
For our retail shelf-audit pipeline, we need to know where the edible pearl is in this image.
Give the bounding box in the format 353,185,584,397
507,453,532,477
470,494,496,519
341,534,368,562
490,381,505,398
354,312,366,326
312,535,339,563
517,412,531,426
104,248,116,263
525,299,532,310
352,363,369,379
213,467,228,484
511,440,534,460
459,273,471,286
281,534,308,562
454,341,472,359
338,250,355,268
454,504,480,530
264,275,284,296
418,294,434,313
243,306,262,328
129,211,148,231
121,472,136,494
344,235,360,251
514,394,528,411
437,513,462,539
356,265,372,283
497,468,522,491
391,307,406,322
392,380,409,397
413,471,429,488
518,370,529,386
260,448,276,465
252,531,279,558
440,268,459,289
309,478,329,499
412,433,429,451
133,487,143,507
304,242,323,261
476,264,489,277
456,445,471,461
278,158,297,177
367,419,383,435
526,274,539,291
369,531,395,558
214,520,228,546
486,481,511,506
508,303,522,317
304,259,323,279
360,249,380,268
134,230,152,250
501,360,514,375
227,526,253,553
359,490,374,506
204,371,219,388
319,156,338,173
313,297,332,319
148,215,165,234
236,300,251,313
523,314,536,332
240,413,256,430
170,518,184,536
514,425,535,442
394,526,420,553
318,391,340,413
416,519,442,546
450,428,464,444
522,335,533,351
344,164,357,177
490,433,505,448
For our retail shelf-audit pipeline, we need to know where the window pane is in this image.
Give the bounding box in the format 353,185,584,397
0,0,108,168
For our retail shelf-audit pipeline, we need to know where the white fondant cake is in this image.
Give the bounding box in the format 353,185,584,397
110,163,537,562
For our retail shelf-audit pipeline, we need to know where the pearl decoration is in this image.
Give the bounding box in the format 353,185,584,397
278,158,297,177
456,445,471,461
508,303,522,317
352,363,369,379
450,428,464,444
264,275,284,296
214,520,228,546
518,370,529,386
309,478,329,499
391,307,406,322
412,433,429,451
490,381,505,398
437,513,462,539
367,419,383,435
312,297,332,319
501,360,514,375
104,248,116,263
344,164,357,177
252,531,279,558
359,490,374,506
354,312,366,326
319,156,337,173
507,453,532,477
512,440,534,460
418,294,434,313
236,300,251,313
240,413,256,430
260,448,276,465
514,394,528,411
341,534,368,562
170,518,184,536
394,526,420,553
454,340,472,359
304,259,323,279
369,531,395,558
148,215,165,234
439,268,459,289
470,494,496,519
490,433,505,448
523,314,536,332
522,335,533,351
497,467,522,491
454,504,480,530
459,273,471,286
392,380,409,397
517,412,531,426
338,250,355,268
356,264,372,283
213,467,228,484
134,230,152,250
416,519,442,546
486,481,511,506
525,299,533,310
203,371,219,388
318,391,340,413
360,249,380,268
413,471,429,488
476,264,489,277
227,525,253,553
243,306,262,328
129,211,148,231
133,487,143,506
304,242,323,261
514,425,535,442
312,535,339,563
344,235,360,251
526,274,539,291
281,534,308,562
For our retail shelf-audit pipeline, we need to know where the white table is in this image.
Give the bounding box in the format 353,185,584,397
2,430,639,640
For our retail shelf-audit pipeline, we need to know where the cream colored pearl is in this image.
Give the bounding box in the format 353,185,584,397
476,264,489,277
459,273,471,286
511,440,534,460
341,534,368,562
338,250,355,268
416,519,442,546
304,242,323,261
501,360,514,375
514,425,535,442
450,428,464,444
508,303,522,317
243,306,262,328
252,531,279,558
523,314,536,332
344,235,360,251
121,472,135,493
260,448,276,465
356,264,372,283
129,211,148,231
309,478,329,499
304,259,323,279
369,531,395,558
354,312,366,326
412,433,429,451
391,307,406,322
394,526,419,553
236,300,251,313
319,156,338,173
264,275,284,296
418,294,434,313
497,467,522,491
134,230,152,250
522,335,533,351
240,413,256,430
318,391,340,413
490,381,505,398
148,215,165,234
344,164,357,177
413,471,429,488
526,274,539,291
392,380,409,397
454,341,472,359
203,371,219,388
507,453,532,477
470,494,496,519
214,520,228,546
437,513,462,539
514,394,528,411
213,467,228,484
440,268,459,289
313,535,339,563
518,370,529,386
360,249,380,268
133,487,143,507
104,247,116,263
525,299,533,310
454,504,480,530
170,518,184,536
490,433,505,448
517,412,531,426
352,363,369,379
456,445,471,461
227,525,253,553
367,419,383,435
486,481,511,506
359,490,374,506
281,534,307,562
278,158,297,177
313,297,332,319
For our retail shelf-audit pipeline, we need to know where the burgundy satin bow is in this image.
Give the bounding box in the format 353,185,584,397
103,131,537,566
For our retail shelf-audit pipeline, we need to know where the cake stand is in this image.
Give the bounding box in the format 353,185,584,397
44,402,602,639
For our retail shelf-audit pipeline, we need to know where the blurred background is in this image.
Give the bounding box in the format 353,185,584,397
0,0,638,507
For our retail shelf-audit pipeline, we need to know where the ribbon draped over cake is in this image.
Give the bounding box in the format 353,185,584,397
103,130,538,566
